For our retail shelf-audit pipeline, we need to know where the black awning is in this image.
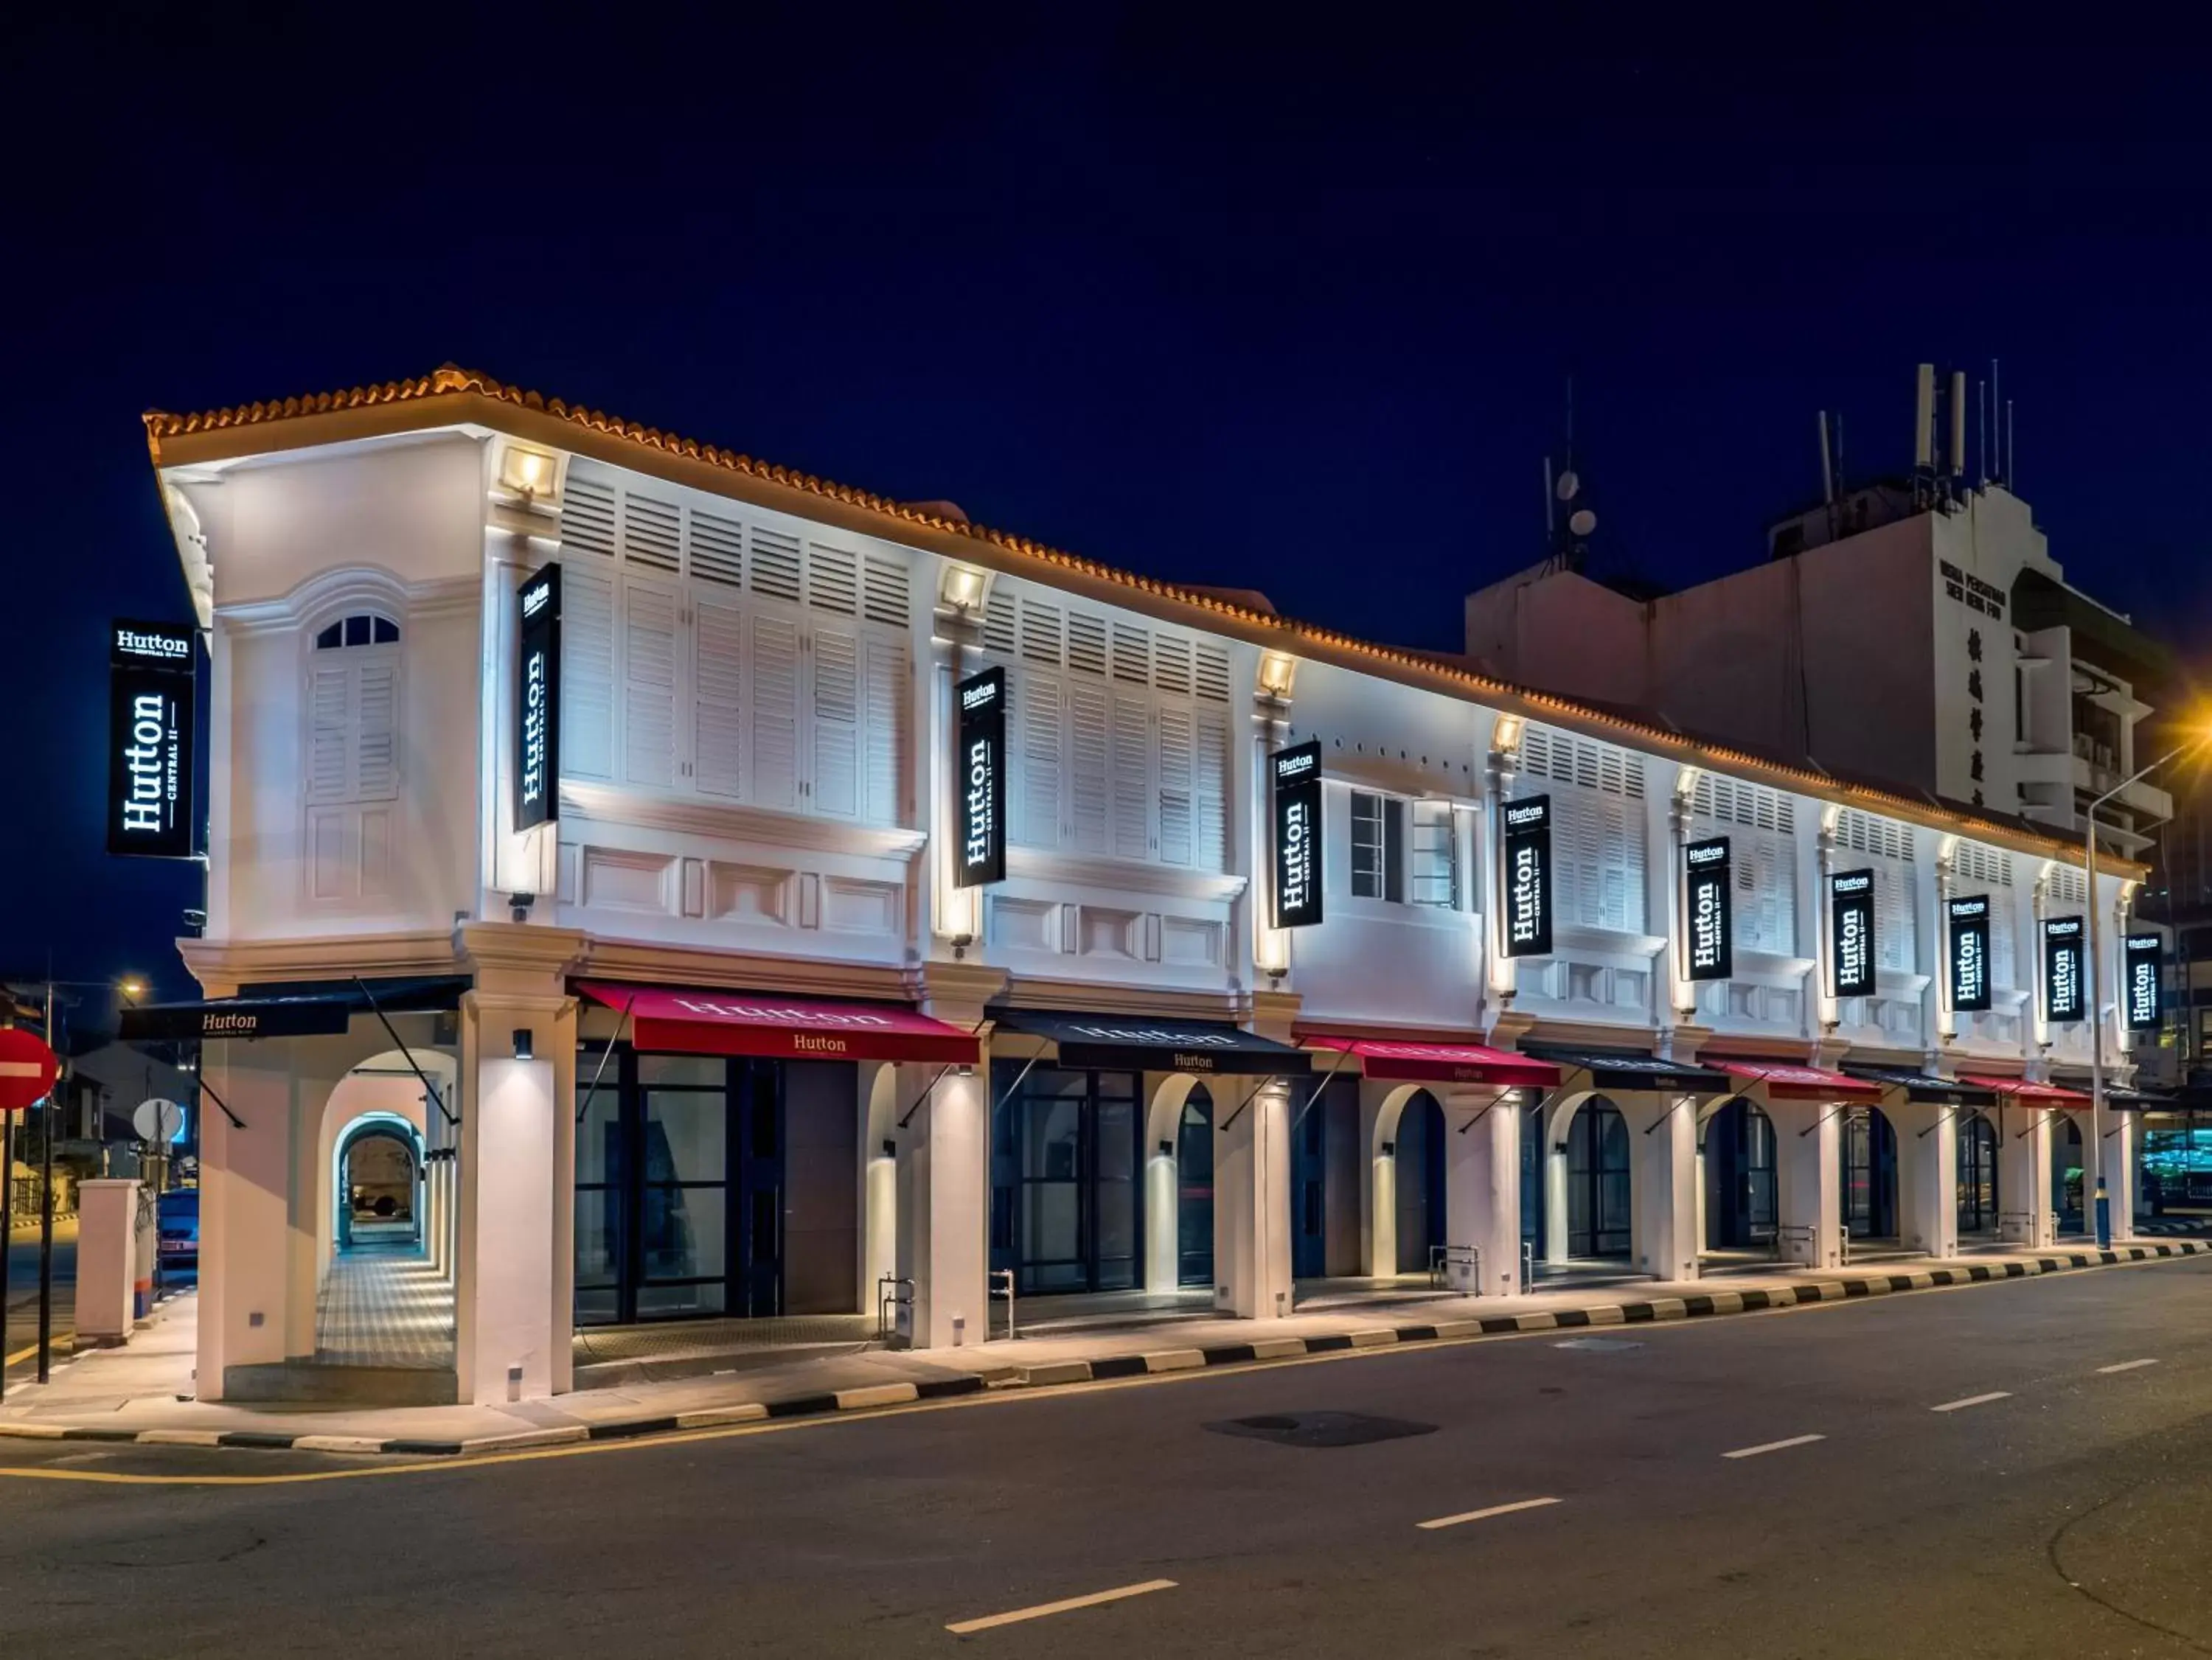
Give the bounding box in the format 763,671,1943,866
1520,1044,1728,1093
1840,1065,1998,1108
121,976,470,1042
993,1009,1311,1076
2048,1075,2176,1110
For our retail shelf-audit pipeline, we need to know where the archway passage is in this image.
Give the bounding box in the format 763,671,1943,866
1393,1090,1447,1274
342,1129,419,1249
1177,1087,1214,1288
2054,1117,2087,1232
1705,1098,1778,1251
1841,1107,1899,1242
1958,1113,2000,1235
1566,1100,1632,1260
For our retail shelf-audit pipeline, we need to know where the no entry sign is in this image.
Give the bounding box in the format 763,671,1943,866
0,1027,60,1113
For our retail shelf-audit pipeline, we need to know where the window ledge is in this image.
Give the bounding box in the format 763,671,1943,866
560,781,926,859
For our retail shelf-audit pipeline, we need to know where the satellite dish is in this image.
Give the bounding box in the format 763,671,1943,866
1568,508,1599,537
133,1098,186,1145
1554,469,1581,502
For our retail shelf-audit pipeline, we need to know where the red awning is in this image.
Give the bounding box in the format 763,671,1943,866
1707,1058,1884,1103
1958,1074,2092,1105
1301,1034,1560,1089
578,983,978,1065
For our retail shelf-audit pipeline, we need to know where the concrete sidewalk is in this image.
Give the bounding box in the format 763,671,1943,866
1,1240,2202,1457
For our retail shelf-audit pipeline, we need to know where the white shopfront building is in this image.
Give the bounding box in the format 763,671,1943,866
136,368,2155,1406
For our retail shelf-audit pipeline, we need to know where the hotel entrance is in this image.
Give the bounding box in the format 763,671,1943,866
989,1064,1144,1295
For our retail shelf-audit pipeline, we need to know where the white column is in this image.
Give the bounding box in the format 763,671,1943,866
1444,1089,1522,1295
1893,1103,1960,1259
2100,1112,2139,1243
1624,1091,1700,1281
1998,1106,2055,1247
1770,1098,1843,1268
1543,1103,1571,1266
897,1059,990,1349
459,1056,557,1404
1215,1078,1293,1319
1359,1084,1396,1278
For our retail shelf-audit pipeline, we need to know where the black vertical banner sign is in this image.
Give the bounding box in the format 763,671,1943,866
2042,916,2086,1024
1948,894,1992,1013
1683,837,1733,981
106,618,196,859
1270,741,1323,929
515,562,562,832
1501,795,1552,958
2124,933,2163,1031
955,666,1006,888
1829,868,1877,997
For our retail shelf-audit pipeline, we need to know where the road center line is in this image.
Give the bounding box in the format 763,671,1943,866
945,1579,1177,1634
1722,1433,1826,1460
1930,1391,2011,1413
2097,1358,2159,1374
1416,1496,1562,1531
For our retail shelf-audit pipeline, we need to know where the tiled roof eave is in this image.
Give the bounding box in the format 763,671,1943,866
143,366,2142,877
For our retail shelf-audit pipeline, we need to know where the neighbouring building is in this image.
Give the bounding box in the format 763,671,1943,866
127,365,2166,1409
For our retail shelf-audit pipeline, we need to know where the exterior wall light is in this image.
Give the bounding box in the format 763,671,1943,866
1492,714,1523,755
499,444,559,503
941,564,988,613
512,1028,534,1061
1380,1140,1396,1157
1257,652,1297,700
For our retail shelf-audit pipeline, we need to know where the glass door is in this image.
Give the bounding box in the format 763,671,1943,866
1957,1113,1999,1233
1177,1087,1214,1288
990,1066,1145,1296
1568,1103,1631,1259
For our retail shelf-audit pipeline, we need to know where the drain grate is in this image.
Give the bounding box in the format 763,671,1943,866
1204,1411,1438,1448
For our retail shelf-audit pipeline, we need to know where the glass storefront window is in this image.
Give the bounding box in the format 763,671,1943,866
645,1090,727,1185
991,1064,1144,1296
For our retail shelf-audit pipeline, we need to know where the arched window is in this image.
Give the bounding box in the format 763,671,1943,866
304,608,402,902
314,614,401,650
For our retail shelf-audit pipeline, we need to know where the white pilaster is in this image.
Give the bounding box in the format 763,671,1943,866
1998,1105,2055,1247
1624,1090,1700,1281
1769,1098,1844,1268
1893,1103,1960,1259
1215,1077,1293,1318
1444,1089,1523,1295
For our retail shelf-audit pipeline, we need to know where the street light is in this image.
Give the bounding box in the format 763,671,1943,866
2086,730,2212,1247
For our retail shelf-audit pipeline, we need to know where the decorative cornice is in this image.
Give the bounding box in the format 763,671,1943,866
142,364,2139,879
1002,848,1248,904
218,568,479,637
571,934,917,1003
998,974,1253,1022
176,930,462,995
560,783,927,861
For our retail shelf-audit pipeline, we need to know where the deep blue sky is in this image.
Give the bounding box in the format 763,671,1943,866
7,9,2208,1002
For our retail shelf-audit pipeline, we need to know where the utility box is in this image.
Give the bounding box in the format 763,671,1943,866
77,1179,151,1345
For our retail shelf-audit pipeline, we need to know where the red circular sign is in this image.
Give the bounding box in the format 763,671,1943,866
0,1027,60,1114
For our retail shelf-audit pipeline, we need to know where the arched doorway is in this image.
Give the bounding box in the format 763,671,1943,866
1957,1113,2000,1235
1392,1090,1447,1274
1566,1098,1632,1260
1705,1098,1778,1249
343,1129,417,1239
1841,1108,1899,1240
2054,1117,2086,1230
1177,1086,1214,1288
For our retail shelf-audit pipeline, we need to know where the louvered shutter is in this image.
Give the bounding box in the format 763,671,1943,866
1877,863,1916,970
1620,797,1647,932
1111,693,1150,860
307,664,352,804
747,613,801,811
1016,669,1064,848
560,565,616,782
862,638,907,826
1593,796,1624,930
1989,898,2017,990
621,579,678,789
1069,681,1112,854
355,660,398,800
810,624,860,818
1157,701,1194,867
1194,705,1231,873
692,595,745,798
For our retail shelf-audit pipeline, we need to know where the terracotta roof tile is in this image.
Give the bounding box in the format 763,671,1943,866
142,365,2126,870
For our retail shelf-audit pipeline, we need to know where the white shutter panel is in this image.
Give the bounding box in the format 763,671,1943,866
747,613,801,811
560,565,616,782
862,638,907,826
355,660,399,801
810,624,860,819
1157,700,1194,867
1621,795,1647,932
1111,693,1150,861
307,664,352,805
1194,705,1231,873
692,596,745,798
1877,862,1916,971
1015,669,1064,849
1597,795,1627,932
1069,680,1111,854
621,579,678,789
1989,898,2017,990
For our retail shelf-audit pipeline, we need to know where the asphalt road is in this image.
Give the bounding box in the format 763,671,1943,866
1,1232,75,1377
4,1258,2212,1657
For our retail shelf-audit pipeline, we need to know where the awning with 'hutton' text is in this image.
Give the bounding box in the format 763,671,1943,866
577,983,979,1065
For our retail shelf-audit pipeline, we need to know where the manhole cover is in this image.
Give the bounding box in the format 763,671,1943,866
1552,1337,1644,1353
1204,1411,1437,1448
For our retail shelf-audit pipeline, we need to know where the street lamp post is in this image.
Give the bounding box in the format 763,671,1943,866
2087,737,2210,1247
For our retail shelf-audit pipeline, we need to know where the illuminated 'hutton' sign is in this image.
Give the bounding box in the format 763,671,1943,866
107,618,196,859
1948,894,1992,1014
2124,934,2163,1031
2042,916,2086,1024
955,667,1006,888
1502,795,1552,958
1829,868,1877,997
1270,741,1324,930
515,562,562,832
1683,837,1733,982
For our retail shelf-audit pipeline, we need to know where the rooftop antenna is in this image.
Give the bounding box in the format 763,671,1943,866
2006,398,2015,489
1817,411,1836,506
1948,369,1967,483
1990,358,2002,484
1978,377,1988,486
1913,363,1936,508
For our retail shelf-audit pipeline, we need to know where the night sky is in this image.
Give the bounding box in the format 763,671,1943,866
7,10,2208,1007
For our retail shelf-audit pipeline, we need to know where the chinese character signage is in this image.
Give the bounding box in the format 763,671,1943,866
2042,916,2085,1024
515,562,562,832
954,666,1006,888
1270,741,1323,929
1830,868,1877,997
1683,837,1733,981
1948,894,1992,1014
2124,933,2163,1031
1501,795,1552,959
106,618,196,859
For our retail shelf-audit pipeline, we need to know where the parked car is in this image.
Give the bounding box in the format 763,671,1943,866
156,1188,198,1269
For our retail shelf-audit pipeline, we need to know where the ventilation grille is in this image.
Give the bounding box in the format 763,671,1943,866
1520,726,1646,798
2048,864,2088,906
1692,774,1795,834
1955,841,2014,887
1837,808,1913,862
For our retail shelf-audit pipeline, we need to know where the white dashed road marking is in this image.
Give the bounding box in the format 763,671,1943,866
1416,1496,1563,1531
2097,1358,2159,1374
1722,1434,1826,1460
1931,1392,2011,1413
946,1579,1177,1634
